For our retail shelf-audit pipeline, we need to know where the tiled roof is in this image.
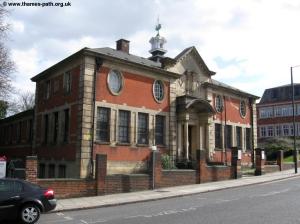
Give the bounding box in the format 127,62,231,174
259,83,300,104
204,79,259,99
87,47,162,68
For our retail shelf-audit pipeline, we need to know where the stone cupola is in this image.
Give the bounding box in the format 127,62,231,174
149,22,167,62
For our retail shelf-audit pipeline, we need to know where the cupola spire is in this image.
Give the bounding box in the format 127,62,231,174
149,18,167,62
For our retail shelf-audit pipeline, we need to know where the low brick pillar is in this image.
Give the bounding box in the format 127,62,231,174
25,156,38,184
196,150,206,183
95,154,107,195
277,150,284,171
150,151,161,189
231,147,242,179
255,148,265,176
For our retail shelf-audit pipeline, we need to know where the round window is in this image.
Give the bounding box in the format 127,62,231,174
108,70,123,95
240,100,247,117
153,80,164,102
215,95,223,112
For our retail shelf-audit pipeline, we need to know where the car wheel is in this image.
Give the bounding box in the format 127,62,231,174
20,204,40,224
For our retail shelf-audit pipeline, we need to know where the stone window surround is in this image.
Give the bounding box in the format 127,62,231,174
94,101,169,148
107,69,124,96
215,95,224,113
155,115,165,145
240,100,247,118
153,80,165,103
213,121,252,152
137,112,149,145
210,90,250,119
96,107,111,142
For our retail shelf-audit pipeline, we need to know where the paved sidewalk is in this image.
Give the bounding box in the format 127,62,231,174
53,169,300,212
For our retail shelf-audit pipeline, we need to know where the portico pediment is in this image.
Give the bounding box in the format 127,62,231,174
167,47,216,98
176,95,216,114
166,46,215,78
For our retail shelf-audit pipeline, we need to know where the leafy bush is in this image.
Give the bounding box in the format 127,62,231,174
260,138,292,161
161,154,176,169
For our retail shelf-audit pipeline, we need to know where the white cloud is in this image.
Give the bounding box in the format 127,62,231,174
6,0,300,99
11,20,25,33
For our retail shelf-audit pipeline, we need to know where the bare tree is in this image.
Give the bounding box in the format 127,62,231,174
0,5,15,116
0,100,8,118
8,91,35,114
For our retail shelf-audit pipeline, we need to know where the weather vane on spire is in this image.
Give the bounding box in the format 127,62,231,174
155,17,161,35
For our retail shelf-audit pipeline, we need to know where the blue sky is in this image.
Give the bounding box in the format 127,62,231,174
4,0,300,99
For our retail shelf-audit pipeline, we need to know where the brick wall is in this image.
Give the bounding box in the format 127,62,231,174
25,156,38,184
158,170,197,188
213,150,252,167
265,165,280,173
197,150,237,183
38,179,96,199
105,174,150,194
25,151,243,198
96,67,170,112
213,94,251,125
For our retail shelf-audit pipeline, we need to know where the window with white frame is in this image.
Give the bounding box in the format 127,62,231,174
276,125,282,136
290,124,294,136
267,126,274,137
274,106,282,117
297,123,300,136
297,104,300,115
260,127,266,137
259,107,273,118
283,125,289,136
282,105,293,117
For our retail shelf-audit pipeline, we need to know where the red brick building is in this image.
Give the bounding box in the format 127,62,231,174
257,84,300,139
0,30,259,178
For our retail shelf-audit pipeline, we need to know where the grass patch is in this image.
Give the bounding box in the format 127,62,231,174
284,155,294,163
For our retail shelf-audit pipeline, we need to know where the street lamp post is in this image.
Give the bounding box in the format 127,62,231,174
291,65,300,174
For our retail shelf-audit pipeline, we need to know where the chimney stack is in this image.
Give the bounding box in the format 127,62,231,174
116,39,130,54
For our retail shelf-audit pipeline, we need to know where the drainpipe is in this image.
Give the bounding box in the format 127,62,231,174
89,57,103,178
223,95,227,165
249,98,255,168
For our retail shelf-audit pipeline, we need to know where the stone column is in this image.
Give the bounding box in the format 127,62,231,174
199,125,203,150
96,154,107,195
231,147,242,179
277,150,284,171
177,123,182,160
255,148,265,176
25,156,38,184
184,121,189,160
77,56,96,178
